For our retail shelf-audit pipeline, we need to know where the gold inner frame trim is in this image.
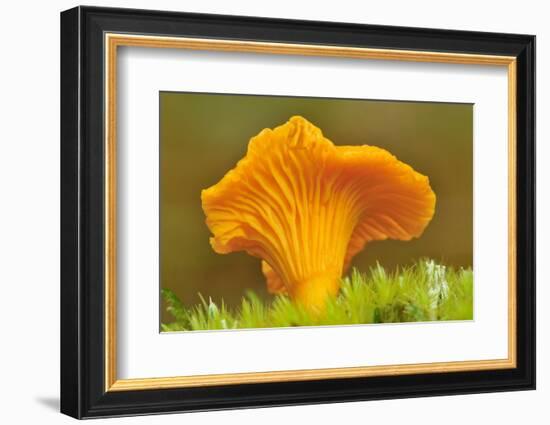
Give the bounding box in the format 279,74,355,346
104,33,518,392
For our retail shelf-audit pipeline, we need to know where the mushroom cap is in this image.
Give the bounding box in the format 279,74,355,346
201,116,436,306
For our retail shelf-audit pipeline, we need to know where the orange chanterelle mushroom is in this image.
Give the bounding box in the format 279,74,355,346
201,116,436,311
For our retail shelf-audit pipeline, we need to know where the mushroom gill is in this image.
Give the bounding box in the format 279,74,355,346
201,116,436,311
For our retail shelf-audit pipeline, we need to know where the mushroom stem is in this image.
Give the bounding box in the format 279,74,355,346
261,188,360,311
291,274,341,312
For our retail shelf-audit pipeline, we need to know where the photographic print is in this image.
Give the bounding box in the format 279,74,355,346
160,92,473,331
61,8,535,417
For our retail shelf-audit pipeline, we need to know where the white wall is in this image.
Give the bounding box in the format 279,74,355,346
0,1,545,423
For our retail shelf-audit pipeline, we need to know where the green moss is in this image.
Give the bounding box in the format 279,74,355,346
161,259,473,332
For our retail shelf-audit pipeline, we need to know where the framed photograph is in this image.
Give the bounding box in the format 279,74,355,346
60,6,535,419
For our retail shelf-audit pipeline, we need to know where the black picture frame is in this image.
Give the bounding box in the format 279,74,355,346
60,5,535,419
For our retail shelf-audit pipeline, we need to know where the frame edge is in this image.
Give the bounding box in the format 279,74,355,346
60,6,83,420
515,34,536,391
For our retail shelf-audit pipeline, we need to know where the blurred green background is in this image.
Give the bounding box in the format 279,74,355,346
160,92,472,321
